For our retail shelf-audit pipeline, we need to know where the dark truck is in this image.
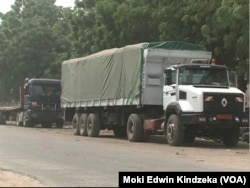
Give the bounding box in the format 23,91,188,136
0,78,64,128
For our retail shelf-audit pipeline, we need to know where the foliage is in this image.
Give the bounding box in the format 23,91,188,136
0,0,248,103
0,0,72,103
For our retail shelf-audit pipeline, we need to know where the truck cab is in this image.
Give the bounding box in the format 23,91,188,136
163,64,248,146
17,78,64,128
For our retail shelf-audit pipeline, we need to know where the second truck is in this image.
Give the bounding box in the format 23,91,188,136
61,41,248,146
0,78,64,128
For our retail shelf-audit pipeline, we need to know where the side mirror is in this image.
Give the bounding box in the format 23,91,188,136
24,84,29,95
165,69,172,85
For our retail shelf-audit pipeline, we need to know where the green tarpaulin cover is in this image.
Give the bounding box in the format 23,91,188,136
61,41,206,105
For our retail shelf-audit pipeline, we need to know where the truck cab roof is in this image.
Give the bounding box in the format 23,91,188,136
27,78,61,85
165,63,228,71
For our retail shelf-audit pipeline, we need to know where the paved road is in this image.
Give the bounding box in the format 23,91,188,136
0,124,249,187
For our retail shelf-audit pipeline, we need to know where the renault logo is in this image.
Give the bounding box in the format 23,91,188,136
221,98,228,107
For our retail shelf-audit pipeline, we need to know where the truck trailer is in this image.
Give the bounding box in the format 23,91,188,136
0,78,64,128
61,41,248,146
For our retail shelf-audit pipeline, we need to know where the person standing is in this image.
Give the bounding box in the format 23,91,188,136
211,58,217,65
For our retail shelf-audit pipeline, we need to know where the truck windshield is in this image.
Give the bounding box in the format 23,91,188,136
30,84,61,97
178,66,229,86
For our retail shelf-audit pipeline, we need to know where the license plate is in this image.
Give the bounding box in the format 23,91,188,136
217,114,232,120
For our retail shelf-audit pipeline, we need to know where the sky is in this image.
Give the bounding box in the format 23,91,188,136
0,0,75,14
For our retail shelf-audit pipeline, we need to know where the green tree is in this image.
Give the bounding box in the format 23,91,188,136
208,0,249,75
0,0,72,103
0,0,248,104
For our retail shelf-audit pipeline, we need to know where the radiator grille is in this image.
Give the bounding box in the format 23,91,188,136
42,103,61,111
203,92,244,114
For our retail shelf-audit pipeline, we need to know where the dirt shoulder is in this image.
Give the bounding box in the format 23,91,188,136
0,168,45,187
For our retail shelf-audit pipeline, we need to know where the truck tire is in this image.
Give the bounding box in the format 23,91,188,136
79,113,88,136
222,126,240,147
165,114,184,146
127,114,143,142
87,113,100,137
72,113,80,135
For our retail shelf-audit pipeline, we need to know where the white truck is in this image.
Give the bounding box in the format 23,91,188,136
61,41,248,146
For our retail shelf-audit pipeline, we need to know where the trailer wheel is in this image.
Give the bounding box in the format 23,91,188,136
72,113,80,135
127,114,143,142
79,113,88,136
222,126,240,147
165,114,184,146
87,113,100,137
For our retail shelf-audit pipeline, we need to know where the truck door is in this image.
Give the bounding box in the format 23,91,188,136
163,68,176,110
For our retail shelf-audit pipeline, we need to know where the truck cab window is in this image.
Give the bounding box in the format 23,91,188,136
30,85,45,96
199,69,228,86
178,67,191,85
177,65,229,86
43,85,61,97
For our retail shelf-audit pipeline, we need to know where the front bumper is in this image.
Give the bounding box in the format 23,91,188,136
26,110,64,123
180,112,248,128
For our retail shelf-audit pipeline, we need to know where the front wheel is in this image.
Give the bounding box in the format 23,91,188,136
165,114,184,146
